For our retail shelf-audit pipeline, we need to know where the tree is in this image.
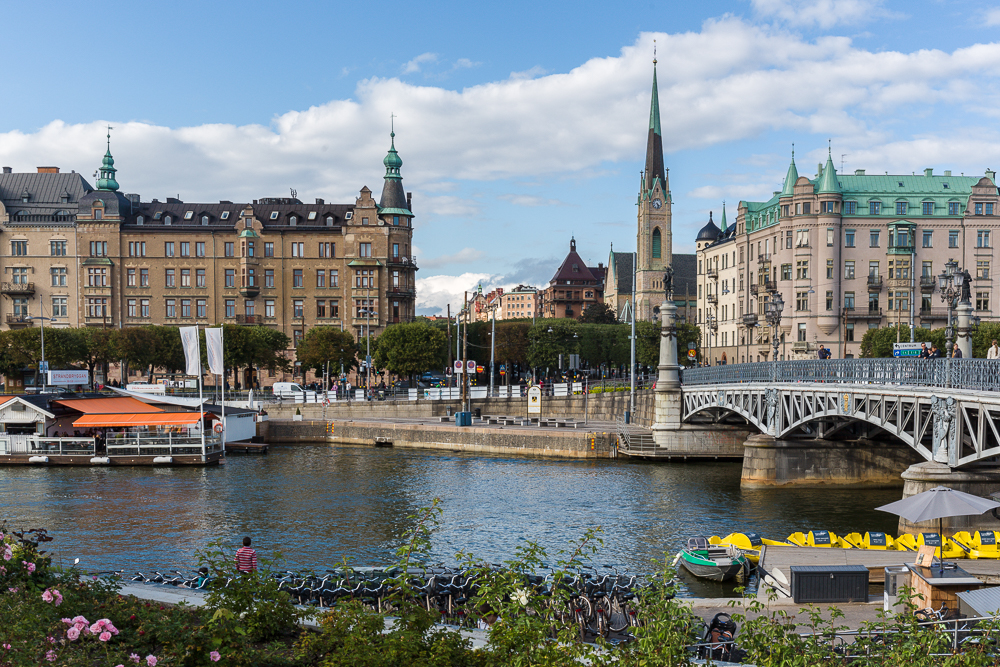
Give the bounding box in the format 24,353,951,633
372,322,447,384
676,322,701,366
3,327,87,386
972,321,1000,358
296,327,357,376
77,328,122,386
493,321,531,385
527,319,579,372
636,321,661,368
860,325,944,358
577,323,629,370
579,302,617,324
119,327,160,379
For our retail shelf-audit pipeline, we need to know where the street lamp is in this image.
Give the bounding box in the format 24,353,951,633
938,259,969,356
765,291,785,381
27,314,54,393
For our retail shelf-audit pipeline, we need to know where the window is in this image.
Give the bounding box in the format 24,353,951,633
319,242,333,258
165,299,176,318
128,241,145,257
795,203,802,215
869,201,882,215
393,215,400,226
196,268,206,287
796,230,808,247
293,299,304,318
889,259,910,280
802,202,811,214
827,229,835,246
87,267,107,287
140,268,148,287
196,242,205,257
870,230,880,247
330,300,340,318
291,242,304,257
950,230,960,247
826,290,833,311
269,211,279,220
264,269,274,288
181,299,191,318
246,241,254,257
845,291,856,309
362,217,369,225
978,260,990,279
896,201,908,215
50,240,67,256
797,322,807,341
355,298,376,318
51,267,67,287
845,229,856,247
89,241,107,257
197,299,207,318
246,268,255,287
821,201,836,213
180,242,190,257
796,291,808,311
869,261,880,277
781,264,792,280
140,299,149,317
922,230,933,248
293,269,303,288
136,216,144,225
165,269,175,288
325,216,335,226
889,291,909,312
976,203,984,215
221,211,230,220
224,242,234,257
245,218,253,227
184,211,194,221
45,296,65,319
989,203,996,216
355,269,374,288
225,299,235,318
225,269,235,288
293,330,303,348
8,267,27,285
844,260,856,279
845,201,857,215
796,260,809,280
201,215,209,226
785,230,792,249
978,230,991,248
126,268,136,286
359,243,372,258
181,268,191,287
845,322,855,341
317,270,326,288
330,269,339,287
923,261,934,277
782,204,790,217
317,300,326,318
244,300,254,316
264,242,274,257
263,299,275,317
978,292,991,311
86,298,107,318
827,259,834,279
923,201,934,216
165,242,174,257
392,270,400,287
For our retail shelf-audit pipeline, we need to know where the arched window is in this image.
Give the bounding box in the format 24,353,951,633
652,228,662,258
201,215,209,226
326,216,334,226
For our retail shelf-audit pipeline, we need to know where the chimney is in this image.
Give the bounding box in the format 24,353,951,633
315,198,324,205
855,169,866,176
2,167,11,174
924,168,933,177
37,167,59,174
406,191,412,212
945,170,952,177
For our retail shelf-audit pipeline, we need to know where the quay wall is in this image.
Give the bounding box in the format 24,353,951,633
262,389,654,427
266,420,618,459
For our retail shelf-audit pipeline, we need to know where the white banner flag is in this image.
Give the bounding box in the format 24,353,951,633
179,326,201,377
206,327,224,376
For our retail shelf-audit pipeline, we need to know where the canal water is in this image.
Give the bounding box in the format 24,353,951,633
0,443,904,597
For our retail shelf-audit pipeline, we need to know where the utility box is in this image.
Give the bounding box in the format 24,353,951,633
790,565,869,604
884,566,911,614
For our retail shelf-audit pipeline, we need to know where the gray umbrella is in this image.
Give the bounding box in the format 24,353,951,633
876,486,1000,569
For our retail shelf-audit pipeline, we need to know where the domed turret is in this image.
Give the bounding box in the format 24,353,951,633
696,211,721,242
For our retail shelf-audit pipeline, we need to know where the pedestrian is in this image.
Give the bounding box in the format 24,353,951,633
952,343,963,359
235,536,258,573
817,345,831,360
989,339,1000,360
929,344,942,359
919,343,930,359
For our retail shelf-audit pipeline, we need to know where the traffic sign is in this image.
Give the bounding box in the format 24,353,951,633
687,350,697,359
466,360,476,371
39,361,49,373
688,342,696,350
476,365,484,374
454,360,463,374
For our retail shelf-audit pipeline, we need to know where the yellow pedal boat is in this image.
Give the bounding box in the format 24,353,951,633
786,530,847,548
895,532,966,559
841,532,895,550
709,532,765,564
950,531,1000,559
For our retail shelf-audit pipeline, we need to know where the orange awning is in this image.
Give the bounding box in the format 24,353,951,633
55,397,163,414
73,412,211,428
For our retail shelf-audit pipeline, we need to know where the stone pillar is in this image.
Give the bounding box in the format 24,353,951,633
898,462,1000,535
956,299,973,359
652,297,683,444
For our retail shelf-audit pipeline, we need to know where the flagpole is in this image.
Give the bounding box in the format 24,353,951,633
220,327,225,451
199,372,206,462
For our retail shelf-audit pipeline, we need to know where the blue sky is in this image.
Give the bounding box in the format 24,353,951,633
4,0,1000,313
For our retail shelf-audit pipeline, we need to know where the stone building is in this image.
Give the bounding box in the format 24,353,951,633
0,130,418,387
540,238,604,319
696,148,1000,363
497,285,539,321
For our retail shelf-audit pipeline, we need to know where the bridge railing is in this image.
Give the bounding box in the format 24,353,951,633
682,358,1000,391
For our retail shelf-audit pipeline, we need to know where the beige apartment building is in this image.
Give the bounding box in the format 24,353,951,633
498,285,539,321
0,133,417,386
697,149,1000,364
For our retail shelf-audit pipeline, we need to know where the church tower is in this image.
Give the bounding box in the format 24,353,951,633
635,58,671,321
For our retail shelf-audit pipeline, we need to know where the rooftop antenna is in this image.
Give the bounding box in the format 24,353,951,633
841,154,847,173
106,125,113,148
653,38,657,64
391,113,396,134
290,188,297,198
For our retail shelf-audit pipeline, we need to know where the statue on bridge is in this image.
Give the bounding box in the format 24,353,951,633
663,267,673,297
931,395,957,465
961,269,973,303
765,388,780,436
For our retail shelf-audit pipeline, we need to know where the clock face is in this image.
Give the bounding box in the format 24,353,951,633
652,198,662,209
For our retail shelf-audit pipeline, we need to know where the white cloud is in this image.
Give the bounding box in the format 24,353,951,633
498,193,565,207
751,0,892,28
420,247,486,270
402,52,438,74
986,8,1000,27
417,272,500,315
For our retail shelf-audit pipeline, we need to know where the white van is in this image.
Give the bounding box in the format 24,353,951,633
272,382,306,401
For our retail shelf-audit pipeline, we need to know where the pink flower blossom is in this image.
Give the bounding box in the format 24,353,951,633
53,590,63,606
66,627,80,641
41,589,53,603
2,549,11,561
45,650,56,662
25,562,35,573
71,615,88,624
7,587,17,593
129,654,140,664
210,650,221,662
0,565,6,574
2,643,10,650
99,631,111,642
60,618,71,624
146,655,158,666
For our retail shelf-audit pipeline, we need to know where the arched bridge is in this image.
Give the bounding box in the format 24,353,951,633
680,359,1000,468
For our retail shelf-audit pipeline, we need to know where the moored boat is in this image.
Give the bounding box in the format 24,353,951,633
841,531,895,550
786,530,846,548
948,531,1000,559
677,537,750,582
895,532,966,559
710,532,763,564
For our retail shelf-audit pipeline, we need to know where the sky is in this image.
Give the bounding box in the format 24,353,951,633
4,0,1000,314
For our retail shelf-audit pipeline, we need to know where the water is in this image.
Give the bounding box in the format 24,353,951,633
0,443,904,597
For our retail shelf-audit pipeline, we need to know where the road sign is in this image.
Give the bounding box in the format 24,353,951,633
39,361,49,373
687,349,697,359
454,360,464,374
476,365,484,374
688,342,697,350
466,360,476,372
527,386,541,415
893,342,930,358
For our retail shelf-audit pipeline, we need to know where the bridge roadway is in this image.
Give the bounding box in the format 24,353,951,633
679,359,1000,469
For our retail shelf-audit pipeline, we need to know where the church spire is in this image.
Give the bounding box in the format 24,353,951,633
720,201,727,233
780,144,798,197
378,118,411,214
96,126,119,192
643,58,666,195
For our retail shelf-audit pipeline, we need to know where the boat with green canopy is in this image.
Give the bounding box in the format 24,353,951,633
677,536,750,582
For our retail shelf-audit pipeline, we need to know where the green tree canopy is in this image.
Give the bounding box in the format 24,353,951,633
296,327,357,375
77,328,122,381
577,323,629,368
527,319,579,370
579,302,617,324
372,322,447,380
860,325,945,358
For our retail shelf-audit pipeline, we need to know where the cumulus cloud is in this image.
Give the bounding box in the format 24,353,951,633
402,52,438,74
416,272,500,315
751,0,892,28
985,8,1000,27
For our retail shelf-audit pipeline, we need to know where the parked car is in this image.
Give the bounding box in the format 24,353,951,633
273,382,306,401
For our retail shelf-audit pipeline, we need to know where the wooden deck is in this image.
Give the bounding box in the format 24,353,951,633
0,452,224,466
225,442,269,454
760,545,1000,584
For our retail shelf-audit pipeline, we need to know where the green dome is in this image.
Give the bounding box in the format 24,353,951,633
383,132,403,173
96,130,119,192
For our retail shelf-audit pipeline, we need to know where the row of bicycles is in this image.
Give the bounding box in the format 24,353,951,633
127,564,666,640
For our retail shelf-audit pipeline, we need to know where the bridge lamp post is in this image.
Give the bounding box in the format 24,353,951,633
765,292,785,381
938,259,965,355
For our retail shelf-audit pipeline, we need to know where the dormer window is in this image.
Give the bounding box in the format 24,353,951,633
269,211,279,220
137,216,144,225
184,211,194,220
326,216,334,227
307,212,317,221
201,215,209,226
164,215,172,225
220,211,230,220
393,216,399,226
290,216,297,226
20,189,29,203
60,192,70,204
244,219,252,229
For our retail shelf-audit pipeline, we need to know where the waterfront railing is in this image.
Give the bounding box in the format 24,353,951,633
682,358,1000,392
105,432,223,457
0,436,96,456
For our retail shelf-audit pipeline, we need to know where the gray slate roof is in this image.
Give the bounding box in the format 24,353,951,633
671,253,696,297
123,200,354,229
611,251,633,294
0,172,93,215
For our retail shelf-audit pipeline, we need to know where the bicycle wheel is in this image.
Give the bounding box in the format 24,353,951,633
590,596,611,636
608,597,630,633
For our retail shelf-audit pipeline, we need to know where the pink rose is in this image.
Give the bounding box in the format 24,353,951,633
25,562,35,573
210,650,221,662
66,627,80,641
53,590,63,606
129,654,140,664
41,589,53,603
99,631,111,642
46,650,56,662
72,616,88,624
7,587,17,593
146,656,158,666
2,643,10,650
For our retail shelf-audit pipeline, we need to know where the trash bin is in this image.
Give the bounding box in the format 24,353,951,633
474,408,481,419
624,411,631,424
884,566,910,614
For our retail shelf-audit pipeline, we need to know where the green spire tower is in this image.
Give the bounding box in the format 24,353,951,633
96,126,119,192
817,144,840,194
780,145,798,197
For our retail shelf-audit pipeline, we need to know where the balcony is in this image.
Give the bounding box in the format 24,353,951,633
5,314,32,327
0,282,34,296
706,294,718,304
387,255,418,269
239,286,260,298
749,284,759,296
867,275,884,291
706,268,718,280
235,314,261,325
792,341,811,353
705,316,718,331
741,313,759,327
918,308,949,321
843,307,883,320
763,280,777,291
386,287,416,299
920,276,936,292
758,253,771,265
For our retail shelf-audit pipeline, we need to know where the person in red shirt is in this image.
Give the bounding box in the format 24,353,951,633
234,536,258,573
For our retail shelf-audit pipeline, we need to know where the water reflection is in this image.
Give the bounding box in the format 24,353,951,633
0,444,903,596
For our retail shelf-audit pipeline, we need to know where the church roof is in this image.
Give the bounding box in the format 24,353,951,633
609,251,633,294
550,238,597,284
643,62,666,196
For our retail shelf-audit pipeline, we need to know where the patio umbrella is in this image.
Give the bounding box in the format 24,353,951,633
876,486,1000,570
